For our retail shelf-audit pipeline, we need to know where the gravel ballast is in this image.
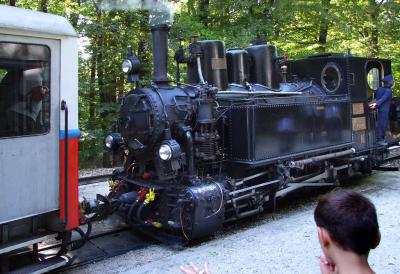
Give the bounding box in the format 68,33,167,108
69,171,400,274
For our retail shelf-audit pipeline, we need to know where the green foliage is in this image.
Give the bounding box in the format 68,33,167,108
1,0,399,167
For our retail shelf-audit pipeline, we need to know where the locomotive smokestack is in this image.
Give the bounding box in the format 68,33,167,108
151,24,170,83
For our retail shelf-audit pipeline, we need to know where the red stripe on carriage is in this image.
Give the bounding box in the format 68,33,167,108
59,137,79,230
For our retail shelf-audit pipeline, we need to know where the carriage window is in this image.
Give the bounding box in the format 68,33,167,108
321,62,342,94
367,67,380,91
0,69,6,81
0,43,50,138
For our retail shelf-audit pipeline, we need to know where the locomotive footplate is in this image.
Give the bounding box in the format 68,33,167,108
374,143,400,171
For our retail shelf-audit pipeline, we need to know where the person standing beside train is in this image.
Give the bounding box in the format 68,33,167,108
369,74,394,146
315,190,381,274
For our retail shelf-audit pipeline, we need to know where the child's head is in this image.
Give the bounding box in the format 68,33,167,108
314,190,380,257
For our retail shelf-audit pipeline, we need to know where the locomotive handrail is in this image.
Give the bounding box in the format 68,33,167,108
229,180,280,196
217,90,303,95
61,100,69,228
196,57,206,84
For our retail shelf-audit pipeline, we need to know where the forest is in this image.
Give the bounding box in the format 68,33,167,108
1,0,399,167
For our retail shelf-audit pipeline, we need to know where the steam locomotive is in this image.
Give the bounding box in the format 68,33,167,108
85,24,399,243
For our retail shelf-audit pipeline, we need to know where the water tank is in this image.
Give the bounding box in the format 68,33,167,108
245,44,279,89
226,48,250,86
187,40,228,90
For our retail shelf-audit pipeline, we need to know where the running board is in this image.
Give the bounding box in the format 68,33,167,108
373,166,399,171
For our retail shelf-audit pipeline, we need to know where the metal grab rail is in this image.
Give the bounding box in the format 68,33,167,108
61,100,68,228
289,148,356,169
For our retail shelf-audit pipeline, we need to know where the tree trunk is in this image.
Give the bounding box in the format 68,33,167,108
89,55,96,130
40,0,48,12
70,0,81,29
97,45,106,119
317,0,331,53
9,0,16,6
104,11,117,104
187,0,195,16
117,75,125,101
138,10,151,80
199,0,210,27
368,0,381,57
93,2,106,129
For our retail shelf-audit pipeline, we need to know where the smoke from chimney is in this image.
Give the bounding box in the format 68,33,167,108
100,0,175,26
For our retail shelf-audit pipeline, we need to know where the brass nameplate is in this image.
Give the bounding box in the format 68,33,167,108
352,103,364,115
211,58,227,70
352,117,367,131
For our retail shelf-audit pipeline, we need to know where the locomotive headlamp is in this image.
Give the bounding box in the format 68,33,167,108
158,139,181,161
122,47,141,83
159,144,173,161
105,133,123,150
122,59,132,73
105,135,114,149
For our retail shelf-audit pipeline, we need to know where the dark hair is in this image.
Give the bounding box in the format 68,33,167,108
314,190,379,255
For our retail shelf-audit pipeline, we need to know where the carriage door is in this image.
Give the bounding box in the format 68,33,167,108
0,36,60,224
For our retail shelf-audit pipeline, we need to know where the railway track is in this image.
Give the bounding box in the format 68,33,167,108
6,173,148,274
8,220,154,273
48,226,153,273
78,174,113,186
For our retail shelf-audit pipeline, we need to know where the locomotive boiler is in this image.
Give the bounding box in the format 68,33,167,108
85,24,399,243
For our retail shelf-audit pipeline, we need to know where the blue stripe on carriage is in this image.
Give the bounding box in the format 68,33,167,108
60,129,81,140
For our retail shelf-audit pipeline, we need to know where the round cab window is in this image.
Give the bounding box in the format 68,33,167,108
321,63,342,93
367,67,380,91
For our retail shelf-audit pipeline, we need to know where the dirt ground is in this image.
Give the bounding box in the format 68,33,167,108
70,171,400,274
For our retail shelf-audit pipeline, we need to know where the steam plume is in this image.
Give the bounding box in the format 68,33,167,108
100,0,175,26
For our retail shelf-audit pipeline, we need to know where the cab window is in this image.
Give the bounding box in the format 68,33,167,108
367,68,380,91
365,61,382,98
0,42,50,138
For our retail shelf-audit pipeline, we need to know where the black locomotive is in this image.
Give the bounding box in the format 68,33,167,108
84,24,399,243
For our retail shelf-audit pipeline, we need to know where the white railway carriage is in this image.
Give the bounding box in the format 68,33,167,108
0,5,80,272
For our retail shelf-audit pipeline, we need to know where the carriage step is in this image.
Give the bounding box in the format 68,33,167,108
0,233,57,255
10,255,68,274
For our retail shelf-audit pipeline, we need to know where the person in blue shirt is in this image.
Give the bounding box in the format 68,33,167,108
369,74,394,146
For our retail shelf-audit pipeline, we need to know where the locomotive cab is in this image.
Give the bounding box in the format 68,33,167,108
287,54,399,150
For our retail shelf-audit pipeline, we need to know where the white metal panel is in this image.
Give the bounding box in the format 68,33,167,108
0,5,77,37
0,35,60,223
60,36,79,130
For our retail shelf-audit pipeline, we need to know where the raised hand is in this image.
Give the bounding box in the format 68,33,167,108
319,254,336,274
180,262,211,274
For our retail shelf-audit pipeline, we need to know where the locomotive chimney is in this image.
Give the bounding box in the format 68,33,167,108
151,24,170,84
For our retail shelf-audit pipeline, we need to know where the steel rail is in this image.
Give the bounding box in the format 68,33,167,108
78,174,113,185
